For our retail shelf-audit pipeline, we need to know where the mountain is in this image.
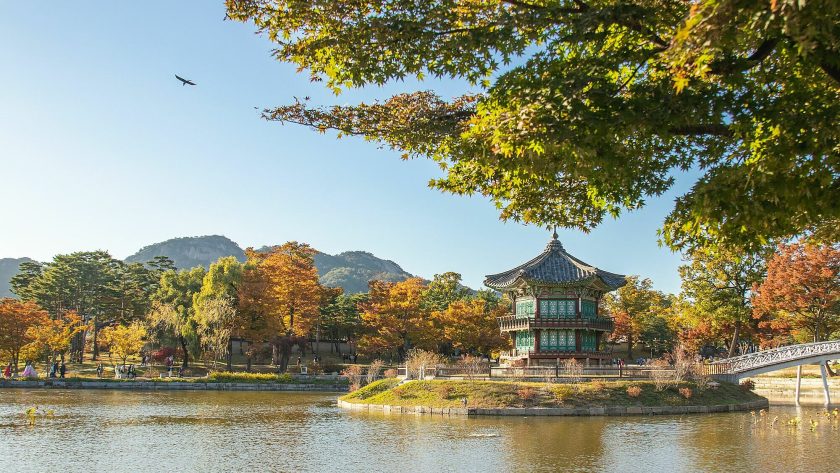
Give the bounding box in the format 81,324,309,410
315,251,414,294
0,257,35,298
124,235,246,269
125,236,413,294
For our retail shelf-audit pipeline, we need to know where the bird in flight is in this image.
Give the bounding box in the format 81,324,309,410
175,75,196,86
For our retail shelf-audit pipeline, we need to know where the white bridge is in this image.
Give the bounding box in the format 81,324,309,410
709,340,840,405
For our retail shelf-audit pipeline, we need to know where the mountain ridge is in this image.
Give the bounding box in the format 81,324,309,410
3,235,415,296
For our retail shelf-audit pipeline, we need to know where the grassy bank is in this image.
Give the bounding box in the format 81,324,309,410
340,379,764,409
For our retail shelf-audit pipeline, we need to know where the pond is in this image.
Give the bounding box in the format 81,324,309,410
0,389,836,472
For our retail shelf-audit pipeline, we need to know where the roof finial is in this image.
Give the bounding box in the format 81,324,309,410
552,226,558,240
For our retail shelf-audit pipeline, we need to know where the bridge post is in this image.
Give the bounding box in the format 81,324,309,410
795,365,802,406
819,363,832,407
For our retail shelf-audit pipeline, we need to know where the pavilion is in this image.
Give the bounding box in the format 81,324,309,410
484,232,627,366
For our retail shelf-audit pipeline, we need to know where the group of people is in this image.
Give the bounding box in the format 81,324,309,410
48,361,67,378
2,361,42,379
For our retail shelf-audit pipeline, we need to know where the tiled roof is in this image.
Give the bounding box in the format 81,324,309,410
484,236,626,291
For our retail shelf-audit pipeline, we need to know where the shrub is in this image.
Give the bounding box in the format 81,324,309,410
435,384,453,399
516,386,538,404
562,358,583,384
306,361,324,374
320,363,343,374
392,386,405,399
349,383,361,392
342,365,364,388
367,359,384,385
383,368,398,378
649,359,675,391
405,349,445,380
740,379,755,392
679,387,693,399
151,347,176,364
626,385,642,398
590,380,606,392
206,372,294,383
458,355,489,380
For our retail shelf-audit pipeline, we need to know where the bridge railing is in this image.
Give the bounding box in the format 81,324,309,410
710,340,840,374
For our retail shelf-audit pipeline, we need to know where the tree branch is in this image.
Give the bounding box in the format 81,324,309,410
710,38,779,75
819,61,840,85
668,124,733,137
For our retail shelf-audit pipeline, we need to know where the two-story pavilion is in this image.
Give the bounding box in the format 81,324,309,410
484,233,627,366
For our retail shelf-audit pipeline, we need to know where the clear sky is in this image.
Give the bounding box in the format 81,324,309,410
0,1,698,294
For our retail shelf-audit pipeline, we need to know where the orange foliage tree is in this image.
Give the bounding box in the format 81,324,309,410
433,298,509,356
244,242,322,371
0,298,49,373
29,310,88,364
753,242,840,343
358,278,437,360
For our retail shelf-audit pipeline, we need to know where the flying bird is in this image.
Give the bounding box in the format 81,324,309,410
175,75,196,86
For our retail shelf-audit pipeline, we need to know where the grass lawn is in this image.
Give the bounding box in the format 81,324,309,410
341,379,765,409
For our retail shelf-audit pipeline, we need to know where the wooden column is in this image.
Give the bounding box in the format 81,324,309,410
535,297,540,320
534,330,541,354
575,330,582,352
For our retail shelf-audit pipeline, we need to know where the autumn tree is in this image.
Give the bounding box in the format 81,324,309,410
433,295,509,356
28,310,88,365
193,256,244,370
149,267,206,368
753,242,840,343
0,299,49,373
359,278,437,360
245,243,322,372
679,247,771,357
227,0,840,252
100,322,147,369
604,277,669,360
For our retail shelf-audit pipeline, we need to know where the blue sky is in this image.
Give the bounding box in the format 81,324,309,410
0,1,697,294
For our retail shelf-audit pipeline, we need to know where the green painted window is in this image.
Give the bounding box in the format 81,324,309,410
515,299,535,318
515,331,534,350
581,300,597,319
539,329,575,351
581,331,597,352
538,299,577,318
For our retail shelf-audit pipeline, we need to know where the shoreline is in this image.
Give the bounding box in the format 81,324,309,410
337,398,769,416
0,379,348,392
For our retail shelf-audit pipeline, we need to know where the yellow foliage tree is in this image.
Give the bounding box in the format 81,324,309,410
28,310,88,364
434,299,510,356
358,278,438,360
100,322,147,368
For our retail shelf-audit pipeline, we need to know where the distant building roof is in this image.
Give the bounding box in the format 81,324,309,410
484,234,626,291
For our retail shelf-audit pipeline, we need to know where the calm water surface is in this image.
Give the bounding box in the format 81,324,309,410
0,389,836,472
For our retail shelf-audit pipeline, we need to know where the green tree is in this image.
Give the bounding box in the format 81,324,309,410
420,272,471,312
150,267,206,369
679,247,770,357
11,251,123,361
228,0,840,252
604,276,669,360
193,257,244,370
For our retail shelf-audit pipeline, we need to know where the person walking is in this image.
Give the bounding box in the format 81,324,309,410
49,361,58,378
3,364,11,379
59,362,66,379
96,363,104,378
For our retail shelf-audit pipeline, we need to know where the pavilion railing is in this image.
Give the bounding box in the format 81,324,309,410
497,315,614,332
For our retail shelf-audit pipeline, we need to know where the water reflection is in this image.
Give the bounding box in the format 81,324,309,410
0,390,836,473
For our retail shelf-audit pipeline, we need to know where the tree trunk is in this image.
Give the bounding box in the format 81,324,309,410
179,335,190,369
626,333,633,361
727,322,741,358
246,356,252,372
226,339,233,371
92,323,99,361
826,361,836,377
278,345,290,373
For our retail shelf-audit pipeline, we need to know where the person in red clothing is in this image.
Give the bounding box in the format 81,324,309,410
3,364,11,379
